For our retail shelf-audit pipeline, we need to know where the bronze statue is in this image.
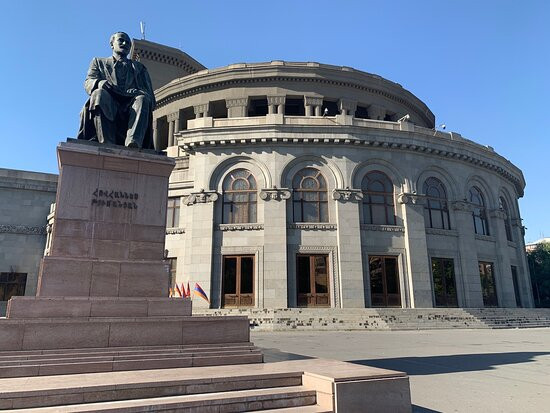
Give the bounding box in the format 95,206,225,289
77,32,155,149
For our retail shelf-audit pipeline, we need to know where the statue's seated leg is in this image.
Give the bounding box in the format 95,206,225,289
90,89,118,145
125,95,152,148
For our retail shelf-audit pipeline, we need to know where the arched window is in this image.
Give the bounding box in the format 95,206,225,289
222,169,257,224
361,171,395,225
423,177,450,229
292,168,328,222
469,186,489,235
499,196,513,241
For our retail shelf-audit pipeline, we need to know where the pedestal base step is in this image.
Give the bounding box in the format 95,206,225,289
0,343,263,378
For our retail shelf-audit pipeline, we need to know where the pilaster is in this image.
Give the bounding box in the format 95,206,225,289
226,98,248,118
267,96,285,115
333,189,364,307
398,193,432,308
304,96,323,117
451,201,484,307
167,112,179,147
511,217,534,307
488,209,516,307
260,188,290,307
193,103,210,118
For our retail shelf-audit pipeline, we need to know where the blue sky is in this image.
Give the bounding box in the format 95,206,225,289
0,1,548,242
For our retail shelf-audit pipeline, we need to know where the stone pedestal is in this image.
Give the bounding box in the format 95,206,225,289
1,141,253,355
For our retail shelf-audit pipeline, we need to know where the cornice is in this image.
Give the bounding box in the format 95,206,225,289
259,188,291,201
425,228,459,237
361,224,405,233
177,125,523,196
0,224,47,235
332,188,363,202
185,189,218,205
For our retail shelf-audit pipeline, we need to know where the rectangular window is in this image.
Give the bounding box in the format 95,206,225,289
511,266,522,307
431,258,458,307
479,262,498,307
0,273,27,301
166,197,180,228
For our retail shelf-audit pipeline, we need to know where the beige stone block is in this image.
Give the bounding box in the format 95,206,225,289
7,297,92,318
133,174,168,227
334,376,411,413
108,321,183,346
91,239,129,260
119,262,166,297
182,318,249,344
102,156,139,173
37,258,92,297
21,322,110,350
56,165,99,221
129,241,164,260
58,149,102,169
90,261,121,296
0,323,24,350
90,299,148,317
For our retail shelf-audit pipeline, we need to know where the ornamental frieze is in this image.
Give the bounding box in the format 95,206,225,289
259,188,291,201
185,189,219,205
217,224,264,231
332,189,363,202
488,209,507,219
0,224,47,235
361,224,405,233
451,201,474,212
288,223,337,231
166,228,186,235
425,228,459,237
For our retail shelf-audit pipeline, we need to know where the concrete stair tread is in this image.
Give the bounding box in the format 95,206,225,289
9,386,317,412
259,406,331,412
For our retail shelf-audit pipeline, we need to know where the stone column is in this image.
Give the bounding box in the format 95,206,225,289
333,189,365,308
368,104,386,120
152,118,159,151
267,96,285,115
304,96,323,117
489,209,517,307
182,189,218,309
398,193,432,308
339,99,357,117
452,201,484,307
511,217,534,307
167,112,179,148
260,188,291,307
226,98,248,118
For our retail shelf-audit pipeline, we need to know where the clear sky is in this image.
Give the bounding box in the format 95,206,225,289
1,0,548,242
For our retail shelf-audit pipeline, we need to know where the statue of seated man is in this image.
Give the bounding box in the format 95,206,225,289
77,32,155,149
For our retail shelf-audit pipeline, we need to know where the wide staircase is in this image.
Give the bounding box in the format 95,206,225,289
195,308,550,331
0,367,330,412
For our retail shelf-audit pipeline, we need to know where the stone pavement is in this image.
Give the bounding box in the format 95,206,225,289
251,328,550,412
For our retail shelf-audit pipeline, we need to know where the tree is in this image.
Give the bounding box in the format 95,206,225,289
527,242,550,307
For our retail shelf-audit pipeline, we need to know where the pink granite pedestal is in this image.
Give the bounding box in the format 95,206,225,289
0,141,252,353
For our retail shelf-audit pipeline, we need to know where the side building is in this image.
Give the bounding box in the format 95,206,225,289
0,168,57,314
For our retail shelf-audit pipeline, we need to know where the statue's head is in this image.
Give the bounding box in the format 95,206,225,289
110,32,132,57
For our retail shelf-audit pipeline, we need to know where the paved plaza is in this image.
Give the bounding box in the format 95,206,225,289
252,328,550,412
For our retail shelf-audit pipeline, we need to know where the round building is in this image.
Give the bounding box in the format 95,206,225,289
143,45,531,310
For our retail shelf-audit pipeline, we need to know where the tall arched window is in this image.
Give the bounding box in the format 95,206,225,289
423,177,450,229
469,186,489,235
222,169,257,224
292,168,328,222
499,196,513,241
361,171,395,225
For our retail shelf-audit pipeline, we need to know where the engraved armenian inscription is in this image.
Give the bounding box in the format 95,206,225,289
91,188,139,209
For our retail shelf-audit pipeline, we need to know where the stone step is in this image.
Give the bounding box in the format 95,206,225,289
10,386,318,412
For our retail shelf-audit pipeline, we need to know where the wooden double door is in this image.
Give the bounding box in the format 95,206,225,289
296,254,330,307
369,256,401,307
222,255,254,307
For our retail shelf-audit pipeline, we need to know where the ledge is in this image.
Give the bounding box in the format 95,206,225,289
217,224,264,231
475,234,496,242
425,228,459,237
288,223,337,231
166,228,186,235
361,224,405,233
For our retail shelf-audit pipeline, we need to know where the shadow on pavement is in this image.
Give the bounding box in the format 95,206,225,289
412,405,442,412
261,347,315,363
350,351,550,375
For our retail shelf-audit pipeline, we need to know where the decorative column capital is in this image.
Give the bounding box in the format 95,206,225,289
267,96,286,106
304,96,323,107
185,189,218,205
193,103,210,117
259,188,291,201
339,99,357,114
451,200,474,212
511,218,522,227
225,98,248,108
332,188,363,202
488,208,507,219
167,112,180,122
398,193,425,205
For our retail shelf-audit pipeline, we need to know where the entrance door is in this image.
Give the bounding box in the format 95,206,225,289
431,258,458,307
369,256,401,307
296,254,330,307
222,255,254,307
479,262,498,307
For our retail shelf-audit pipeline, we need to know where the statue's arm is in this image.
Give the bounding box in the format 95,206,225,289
83,58,108,95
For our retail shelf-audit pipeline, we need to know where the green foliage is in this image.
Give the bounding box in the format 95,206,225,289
528,242,550,307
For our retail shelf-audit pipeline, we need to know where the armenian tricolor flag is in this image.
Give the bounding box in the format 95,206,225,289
175,284,183,298
186,282,191,298
193,283,209,303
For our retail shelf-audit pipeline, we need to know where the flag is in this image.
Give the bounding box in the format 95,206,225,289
168,287,173,298
181,283,187,298
175,283,183,298
193,283,209,303
186,282,191,298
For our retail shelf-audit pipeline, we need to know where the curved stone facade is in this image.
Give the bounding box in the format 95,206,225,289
156,59,532,310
